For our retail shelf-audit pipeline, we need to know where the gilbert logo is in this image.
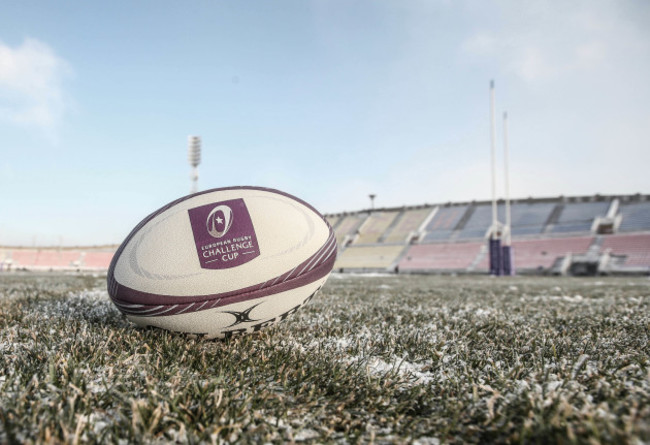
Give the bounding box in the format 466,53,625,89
188,198,260,270
206,205,233,238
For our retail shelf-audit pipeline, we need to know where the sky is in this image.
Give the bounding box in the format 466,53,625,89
1,0,649,246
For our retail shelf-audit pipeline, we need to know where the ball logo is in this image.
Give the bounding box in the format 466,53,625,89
188,198,260,270
206,205,233,238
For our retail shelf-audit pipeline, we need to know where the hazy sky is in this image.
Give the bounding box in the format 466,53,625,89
1,0,649,246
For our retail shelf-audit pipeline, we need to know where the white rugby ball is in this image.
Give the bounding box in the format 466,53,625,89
107,186,336,339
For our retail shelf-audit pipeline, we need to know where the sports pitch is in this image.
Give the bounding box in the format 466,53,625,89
1,273,649,444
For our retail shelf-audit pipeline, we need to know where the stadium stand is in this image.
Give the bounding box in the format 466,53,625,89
509,202,556,236
399,242,484,272
421,205,468,242
618,201,650,232
333,213,368,247
33,250,81,269
382,208,432,244
354,211,401,245
81,251,115,270
0,247,115,272
3,194,648,275
328,194,650,275
476,236,595,271
550,201,610,234
452,201,557,240
601,233,650,269
456,205,493,240
9,249,39,269
334,245,406,271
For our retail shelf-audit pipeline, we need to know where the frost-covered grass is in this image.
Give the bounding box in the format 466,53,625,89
1,273,649,443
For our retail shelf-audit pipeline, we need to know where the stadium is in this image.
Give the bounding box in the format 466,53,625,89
2,193,650,276
1,192,649,443
330,193,650,276
2,1,650,444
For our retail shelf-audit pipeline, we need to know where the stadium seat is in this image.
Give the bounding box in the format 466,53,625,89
82,251,115,269
618,202,650,232
9,249,38,268
33,250,82,269
354,211,401,245
382,208,432,244
399,242,484,271
456,205,491,240
550,201,609,234
334,245,406,270
601,233,650,267
333,214,368,247
422,206,468,242
509,202,556,236
476,236,595,270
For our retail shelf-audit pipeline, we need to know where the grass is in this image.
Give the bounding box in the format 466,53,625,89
1,272,649,444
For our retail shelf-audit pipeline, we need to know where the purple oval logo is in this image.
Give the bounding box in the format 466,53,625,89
189,198,260,269
206,205,233,238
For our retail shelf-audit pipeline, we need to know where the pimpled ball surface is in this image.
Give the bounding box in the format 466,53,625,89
107,186,337,338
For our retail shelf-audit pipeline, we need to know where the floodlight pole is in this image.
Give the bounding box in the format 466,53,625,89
188,136,201,194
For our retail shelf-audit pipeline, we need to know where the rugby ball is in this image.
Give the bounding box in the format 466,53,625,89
107,186,336,339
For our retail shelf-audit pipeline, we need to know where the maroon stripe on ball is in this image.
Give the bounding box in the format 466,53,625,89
110,248,336,317
258,230,336,289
